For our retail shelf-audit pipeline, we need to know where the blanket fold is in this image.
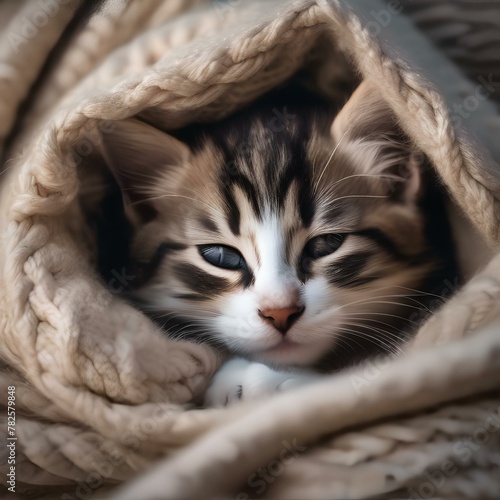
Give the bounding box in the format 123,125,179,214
1,0,499,498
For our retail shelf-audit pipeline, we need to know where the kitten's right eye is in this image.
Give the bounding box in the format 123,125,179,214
198,245,246,270
303,234,345,260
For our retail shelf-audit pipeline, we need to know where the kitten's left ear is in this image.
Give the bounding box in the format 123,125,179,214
100,119,190,224
331,81,421,203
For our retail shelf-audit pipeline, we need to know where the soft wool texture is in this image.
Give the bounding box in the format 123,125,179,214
0,0,499,498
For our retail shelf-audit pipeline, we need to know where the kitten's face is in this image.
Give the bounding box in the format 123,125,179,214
103,82,435,367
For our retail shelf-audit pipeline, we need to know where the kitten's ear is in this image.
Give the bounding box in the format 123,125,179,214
331,81,421,203
100,119,189,225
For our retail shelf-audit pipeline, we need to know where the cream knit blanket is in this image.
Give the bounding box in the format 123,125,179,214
0,1,499,498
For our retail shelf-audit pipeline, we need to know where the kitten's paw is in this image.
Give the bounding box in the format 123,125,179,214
204,358,319,407
203,358,252,407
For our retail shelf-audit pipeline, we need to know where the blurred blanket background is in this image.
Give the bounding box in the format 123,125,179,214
0,1,500,498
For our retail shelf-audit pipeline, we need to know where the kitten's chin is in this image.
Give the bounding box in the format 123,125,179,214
251,339,327,366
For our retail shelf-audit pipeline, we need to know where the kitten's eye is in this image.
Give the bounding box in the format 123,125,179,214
198,245,246,270
303,234,345,260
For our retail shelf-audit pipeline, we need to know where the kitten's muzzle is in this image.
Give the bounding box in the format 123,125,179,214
258,306,305,334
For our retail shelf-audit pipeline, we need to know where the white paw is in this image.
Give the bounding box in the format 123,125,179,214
203,358,320,407
203,358,270,407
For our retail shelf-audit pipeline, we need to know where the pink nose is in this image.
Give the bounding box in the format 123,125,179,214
258,305,305,334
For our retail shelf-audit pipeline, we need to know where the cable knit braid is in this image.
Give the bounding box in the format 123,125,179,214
1,1,500,498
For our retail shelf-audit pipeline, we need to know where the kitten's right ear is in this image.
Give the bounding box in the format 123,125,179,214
331,81,422,203
331,80,396,142
100,119,189,225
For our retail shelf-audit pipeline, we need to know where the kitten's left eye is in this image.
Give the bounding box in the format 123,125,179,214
303,234,345,260
198,245,246,270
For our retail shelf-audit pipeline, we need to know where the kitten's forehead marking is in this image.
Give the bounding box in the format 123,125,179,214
213,117,316,237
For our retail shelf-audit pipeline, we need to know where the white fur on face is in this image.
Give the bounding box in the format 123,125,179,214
211,214,330,366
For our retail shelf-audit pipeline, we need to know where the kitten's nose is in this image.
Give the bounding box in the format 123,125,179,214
258,305,305,334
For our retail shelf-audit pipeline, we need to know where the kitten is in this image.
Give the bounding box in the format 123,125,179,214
100,81,456,407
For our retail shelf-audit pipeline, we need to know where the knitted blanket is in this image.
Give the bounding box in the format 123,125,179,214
1,1,499,498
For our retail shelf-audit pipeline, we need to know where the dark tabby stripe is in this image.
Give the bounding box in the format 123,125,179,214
172,293,207,301
238,267,255,289
326,252,377,288
173,263,232,297
232,173,262,219
194,87,326,234
275,137,315,227
198,217,219,233
221,181,242,235
354,228,407,260
139,241,187,284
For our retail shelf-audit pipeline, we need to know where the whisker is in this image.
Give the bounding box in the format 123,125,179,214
322,195,389,206
314,127,351,191
335,325,405,356
131,193,217,213
387,285,452,301
342,299,432,313
340,312,421,327
327,324,403,356
334,293,435,311
319,173,399,199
